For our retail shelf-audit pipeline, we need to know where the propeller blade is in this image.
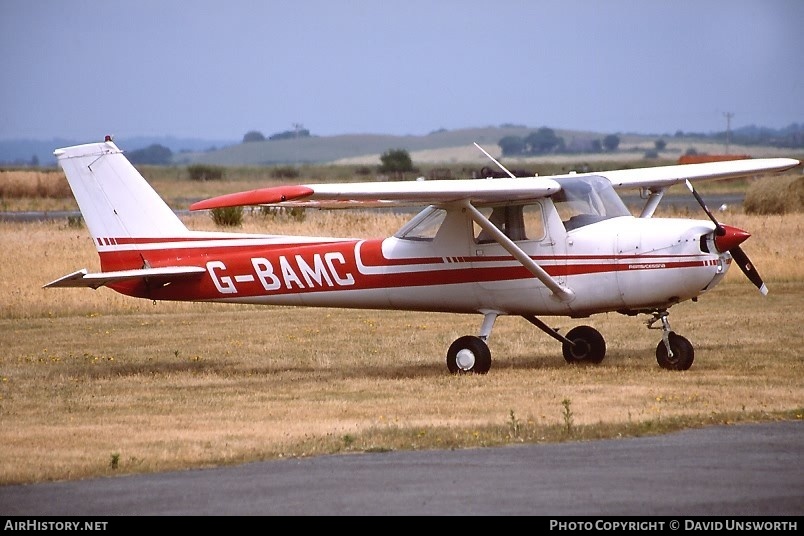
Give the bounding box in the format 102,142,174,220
730,245,768,296
685,180,724,235
684,180,767,295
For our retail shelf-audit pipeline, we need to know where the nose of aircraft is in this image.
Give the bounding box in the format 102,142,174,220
713,225,751,254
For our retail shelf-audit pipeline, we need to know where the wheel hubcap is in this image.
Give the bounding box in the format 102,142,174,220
571,341,589,360
455,349,475,371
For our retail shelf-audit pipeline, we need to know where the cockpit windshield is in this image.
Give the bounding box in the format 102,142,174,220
394,206,446,241
552,175,630,230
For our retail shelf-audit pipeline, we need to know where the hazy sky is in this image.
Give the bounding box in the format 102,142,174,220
2,0,802,142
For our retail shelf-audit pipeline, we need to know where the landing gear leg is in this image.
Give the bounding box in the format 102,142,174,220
522,314,606,365
647,310,694,371
446,313,496,375
478,312,497,343
650,311,674,358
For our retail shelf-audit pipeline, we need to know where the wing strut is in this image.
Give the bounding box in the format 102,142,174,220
638,187,667,218
473,143,517,179
463,201,574,302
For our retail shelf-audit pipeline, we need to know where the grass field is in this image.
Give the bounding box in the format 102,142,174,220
1,203,802,485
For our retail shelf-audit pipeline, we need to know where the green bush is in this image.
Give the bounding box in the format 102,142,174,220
210,206,243,226
258,206,306,222
379,149,414,173
270,166,300,179
187,164,225,181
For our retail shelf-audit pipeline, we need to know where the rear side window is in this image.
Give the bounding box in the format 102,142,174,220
474,203,545,243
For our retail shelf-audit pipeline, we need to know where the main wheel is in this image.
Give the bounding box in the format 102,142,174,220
446,336,491,374
562,325,606,364
656,332,694,371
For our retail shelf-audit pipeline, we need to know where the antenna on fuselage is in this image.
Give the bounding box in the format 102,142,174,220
473,142,517,179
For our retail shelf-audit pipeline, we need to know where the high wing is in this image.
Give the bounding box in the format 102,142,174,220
190,177,562,210
596,157,800,190
189,157,798,211
593,157,799,219
43,266,206,290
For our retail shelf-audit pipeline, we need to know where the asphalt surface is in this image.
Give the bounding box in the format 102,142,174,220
1,421,801,516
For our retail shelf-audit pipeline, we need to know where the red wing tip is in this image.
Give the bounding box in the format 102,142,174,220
190,186,314,210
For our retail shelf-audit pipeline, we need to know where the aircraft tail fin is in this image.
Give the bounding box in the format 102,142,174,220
54,139,190,244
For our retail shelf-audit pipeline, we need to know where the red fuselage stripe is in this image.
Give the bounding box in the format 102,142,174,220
95,236,716,300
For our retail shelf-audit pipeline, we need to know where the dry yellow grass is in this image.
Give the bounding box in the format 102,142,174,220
0,210,802,485
745,173,804,215
1,286,801,484
0,170,74,211
0,170,71,199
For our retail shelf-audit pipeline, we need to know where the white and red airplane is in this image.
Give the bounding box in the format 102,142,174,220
45,138,799,374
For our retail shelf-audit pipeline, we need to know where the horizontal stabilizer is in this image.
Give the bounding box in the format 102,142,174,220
43,266,206,290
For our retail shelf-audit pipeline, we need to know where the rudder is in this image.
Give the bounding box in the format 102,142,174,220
54,139,189,243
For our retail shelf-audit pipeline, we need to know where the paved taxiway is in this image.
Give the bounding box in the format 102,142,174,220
1,421,801,516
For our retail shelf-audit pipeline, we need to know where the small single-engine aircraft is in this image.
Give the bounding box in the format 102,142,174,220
45,138,799,373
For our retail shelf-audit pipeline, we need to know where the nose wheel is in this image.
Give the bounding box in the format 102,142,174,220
648,311,694,370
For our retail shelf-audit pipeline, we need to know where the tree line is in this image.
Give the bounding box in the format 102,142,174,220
498,127,621,157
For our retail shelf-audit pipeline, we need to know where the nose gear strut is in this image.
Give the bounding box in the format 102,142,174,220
647,310,674,358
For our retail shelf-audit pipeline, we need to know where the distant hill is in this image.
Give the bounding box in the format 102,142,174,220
2,123,800,167
172,125,802,167
0,127,609,167
0,136,237,167
172,126,608,166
